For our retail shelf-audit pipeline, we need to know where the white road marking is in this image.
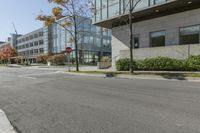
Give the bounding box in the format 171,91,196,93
0,109,17,133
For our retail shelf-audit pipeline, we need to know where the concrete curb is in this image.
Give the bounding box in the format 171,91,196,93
66,72,105,78
0,109,17,133
117,75,200,82
66,72,200,82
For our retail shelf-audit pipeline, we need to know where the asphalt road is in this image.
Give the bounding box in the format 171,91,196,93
0,67,200,133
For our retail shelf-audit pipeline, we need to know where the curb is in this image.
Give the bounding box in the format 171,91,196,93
66,72,105,78
66,72,200,82
0,109,17,133
117,75,200,82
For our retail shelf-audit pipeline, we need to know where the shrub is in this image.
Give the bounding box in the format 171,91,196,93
116,58,130,71
136,57,184,71
115,56,200,71
116,58,137,71
36,54,48,64
186,55,200,71
47,54,65,65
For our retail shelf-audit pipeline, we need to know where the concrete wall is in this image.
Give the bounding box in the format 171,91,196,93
112,8,200,69
120,44,200,60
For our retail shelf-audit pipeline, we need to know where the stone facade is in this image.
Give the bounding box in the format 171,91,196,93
112,8,200,69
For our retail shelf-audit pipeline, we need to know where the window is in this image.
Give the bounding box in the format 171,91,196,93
30,42,33,47
109,0,119,17
29,35,33,40
22,45,26,49
180,25,200,45
39,40,43,45
34,41,38,46
39,48,44,53
150,31,165,47
39,32,43,37
26,37,29,41
155,0,166,4
34,33,38,38
22,38,25,42
26,51,29,55
34,49,38,54
133,35,139,48
26,43,29,48
30,50,33,55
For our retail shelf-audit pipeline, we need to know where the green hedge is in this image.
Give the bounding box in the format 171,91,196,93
116,56,200,71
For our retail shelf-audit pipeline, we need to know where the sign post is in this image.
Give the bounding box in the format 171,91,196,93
65,47,72,72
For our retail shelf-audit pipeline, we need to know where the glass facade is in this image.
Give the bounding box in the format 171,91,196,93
150,31,166,47
50,16,112,65
180,25,200,45
94,0,168,22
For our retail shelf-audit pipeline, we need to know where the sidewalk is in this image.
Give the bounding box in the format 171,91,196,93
66,71,200,82
0,109,17,133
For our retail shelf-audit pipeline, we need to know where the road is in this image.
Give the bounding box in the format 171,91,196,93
0,67,200,133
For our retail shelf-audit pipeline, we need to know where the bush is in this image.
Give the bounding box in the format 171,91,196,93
136,57,185,71
116,58,137,71
47,54,65,65
186,55,200,71
116,56,200,71
116,58,130,71
36,54,48,64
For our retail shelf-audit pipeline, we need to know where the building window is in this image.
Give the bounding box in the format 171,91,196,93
30,50,33,55
39,40,43,45
39,32,43,37
108,0,119,17
155,0,166,4
133,35,139,48
39,48,44,53
26,37,29,41
180,25,200,45
34,41,38,46
30,42,33,47
26,43,29,48
34,49,38,54
29,35,33,40
34,34,38,38
150,31,165,47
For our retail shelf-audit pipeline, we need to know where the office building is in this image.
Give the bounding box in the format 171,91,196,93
93,0,200,69
49,16,112,65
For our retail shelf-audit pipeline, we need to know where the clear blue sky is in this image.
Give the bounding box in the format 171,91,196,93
0,0,54,41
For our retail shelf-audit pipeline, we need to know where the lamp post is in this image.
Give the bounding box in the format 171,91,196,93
129,0,142,73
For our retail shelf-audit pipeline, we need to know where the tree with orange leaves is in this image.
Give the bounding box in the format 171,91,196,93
0,45,17,64
37,0,93,71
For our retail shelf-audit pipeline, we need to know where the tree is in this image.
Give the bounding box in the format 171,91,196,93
0,45,17,64
37,0,92,71
36,54,48,64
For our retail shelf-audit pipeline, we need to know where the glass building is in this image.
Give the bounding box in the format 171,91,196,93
93,0,167,23
48,16,112,65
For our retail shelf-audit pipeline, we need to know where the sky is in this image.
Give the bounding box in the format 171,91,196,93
0,0,54,41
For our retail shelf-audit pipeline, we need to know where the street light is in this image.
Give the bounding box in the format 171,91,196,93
129,0,142,73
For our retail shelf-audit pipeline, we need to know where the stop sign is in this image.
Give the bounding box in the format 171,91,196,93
66,47,72,54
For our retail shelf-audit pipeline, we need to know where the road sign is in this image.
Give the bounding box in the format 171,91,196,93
66,47,72,54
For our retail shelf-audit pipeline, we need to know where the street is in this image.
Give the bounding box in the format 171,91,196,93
0,67,200,133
